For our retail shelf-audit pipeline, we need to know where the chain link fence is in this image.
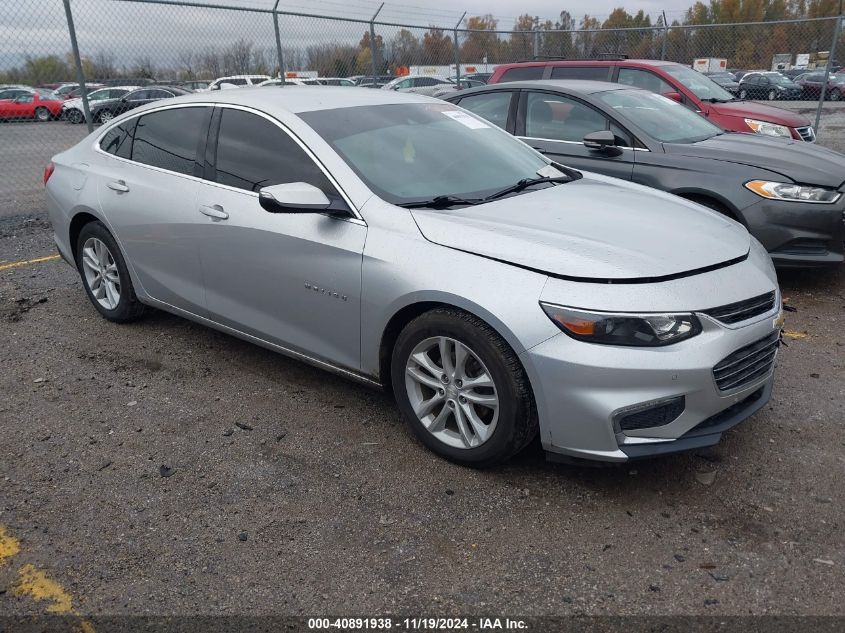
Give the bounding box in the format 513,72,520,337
3,0,845,215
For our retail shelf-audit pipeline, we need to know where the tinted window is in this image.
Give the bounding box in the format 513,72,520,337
456,92,512,129
100,119,137,159
127,90,149,101
228,78,248,86
131,107,208,175
550,66,609,80
525,92,608,142
500,66,544,82
617,68,674,94
214,108,334,193
416,77,443,86
148,89,172,99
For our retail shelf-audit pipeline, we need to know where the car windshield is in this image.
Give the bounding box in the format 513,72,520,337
87,89,111,101
832,75,845,83
767,74,793,85
36,89,57,99
597,89,722,144
708,72,734,80
300,103,551,206
663,65,735,101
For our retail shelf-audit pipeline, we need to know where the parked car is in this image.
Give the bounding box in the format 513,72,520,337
100,78,157,87
177,80,211,91
62,86,138,124
432,79,486,98
65,83,105,99
738,72,803,101
781,68,810,80
489,59,816,141
46,88,782,465
0,89,63,121
0,85,35,101
95,86,190,122
52,83,83,99
703,71,740,94
314,78,356,86
794,71,845,100
353,74,394,86
205,75,271,91
382,75,453,96
446,80,845,268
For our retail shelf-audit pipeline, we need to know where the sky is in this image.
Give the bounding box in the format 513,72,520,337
0,0,695,72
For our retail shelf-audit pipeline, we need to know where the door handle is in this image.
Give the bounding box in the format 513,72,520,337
107,180,129,193
199,204,229,220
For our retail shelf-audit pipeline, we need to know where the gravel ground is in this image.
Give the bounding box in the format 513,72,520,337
0,108,844,625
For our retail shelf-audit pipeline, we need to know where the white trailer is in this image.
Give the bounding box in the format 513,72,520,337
693,58,727,73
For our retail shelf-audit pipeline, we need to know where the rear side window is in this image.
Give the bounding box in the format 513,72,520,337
499,66,544,82
213,108,334,194
100,119,137,159
131,107,208,176
617,68,674,94
455,92,512,129
550,66,610,80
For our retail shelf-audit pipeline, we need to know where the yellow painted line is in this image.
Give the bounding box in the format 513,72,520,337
0,525,21,565
783,330,809,339
0,254,61,272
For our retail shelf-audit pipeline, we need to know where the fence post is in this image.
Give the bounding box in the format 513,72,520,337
454,12,466,82
533,30,540,58
369,3,384,83
272,0,285,86
62,0,92,133
661,11,668,61
814,14,842,137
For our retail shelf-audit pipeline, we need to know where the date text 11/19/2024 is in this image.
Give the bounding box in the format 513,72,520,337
307,617,529,630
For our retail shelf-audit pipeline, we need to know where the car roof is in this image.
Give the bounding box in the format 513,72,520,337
156,85,436,113
448,79,633,96
499,58,677,67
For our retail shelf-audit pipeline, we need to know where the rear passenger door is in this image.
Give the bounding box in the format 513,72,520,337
96,105,212,315
194,106,366,370
517,90,635,180
451,91,516,131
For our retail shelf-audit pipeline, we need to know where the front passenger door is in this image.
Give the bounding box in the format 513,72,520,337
195,107,366,370
517,91,635,180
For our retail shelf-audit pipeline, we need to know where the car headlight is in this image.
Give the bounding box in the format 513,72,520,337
744,118,791,137
745,180,841,203
540,303,702,347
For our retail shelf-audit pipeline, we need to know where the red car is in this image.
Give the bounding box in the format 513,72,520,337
0,89,64,122
489,59,815,142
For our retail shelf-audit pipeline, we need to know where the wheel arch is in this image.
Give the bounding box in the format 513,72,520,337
671,189,745,225
68,209,104,261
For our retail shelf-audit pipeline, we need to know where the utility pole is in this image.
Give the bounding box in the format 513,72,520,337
454,12,466,83
369,3,384,84
272,0,285,86
62,0,93,132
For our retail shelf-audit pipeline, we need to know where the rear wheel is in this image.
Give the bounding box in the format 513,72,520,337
767,89,776,101
739,88,748,99
391,308,538,467
830,89,841,101
75,221,146,322
35,107,51,122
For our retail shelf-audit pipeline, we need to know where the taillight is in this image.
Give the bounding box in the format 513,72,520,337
43,161,55,185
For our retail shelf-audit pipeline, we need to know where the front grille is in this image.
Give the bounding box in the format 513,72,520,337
796,126,816,142
713,332,779,392
689,387,764,433
703,291,776,325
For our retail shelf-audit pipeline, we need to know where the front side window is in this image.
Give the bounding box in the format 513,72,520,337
597,89,722,144
131,107,208,176
662,64,735,101
299,103,550,206
213,108,334,194
127,90,149,101
100,119,137,159
525,92,609,143
618,68,674,95
456,91,512,129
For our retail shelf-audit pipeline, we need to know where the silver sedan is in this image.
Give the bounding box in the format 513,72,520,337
45,87,782,466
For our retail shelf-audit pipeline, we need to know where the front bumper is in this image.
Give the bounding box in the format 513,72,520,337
741,197,845,267
523,301,781,462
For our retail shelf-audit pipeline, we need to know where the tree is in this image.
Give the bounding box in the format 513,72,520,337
461,15,503,63
423,27,454,65
389,29,422,67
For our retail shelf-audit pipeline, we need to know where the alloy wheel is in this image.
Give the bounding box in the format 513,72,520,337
767,90,776,100
67,109,83,124
81,237,121,310
739,89,747,99
404,336,499,449
35,107,50,121
98,110,114,124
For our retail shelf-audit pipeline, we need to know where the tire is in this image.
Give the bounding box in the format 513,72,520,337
739,88,748,99
35,107,51,122
391,307,538,467
830,89,841,101
767,89,776,101
96,109,114,124
66,108,83,124
75,221,146,323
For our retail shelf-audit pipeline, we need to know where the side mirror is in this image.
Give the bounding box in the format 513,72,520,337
583,130,622,156
662,91,683,103
259,182,331,213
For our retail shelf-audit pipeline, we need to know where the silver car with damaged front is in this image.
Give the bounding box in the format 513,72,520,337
45,87,782,466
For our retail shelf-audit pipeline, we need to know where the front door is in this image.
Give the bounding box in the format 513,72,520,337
195,107,366,370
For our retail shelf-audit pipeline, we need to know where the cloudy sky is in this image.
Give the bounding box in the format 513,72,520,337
1,0,695,72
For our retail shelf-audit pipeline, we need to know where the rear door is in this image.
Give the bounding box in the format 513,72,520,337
451,90,516,131
517,90,635,180
194,106,366,370
96,105,212,315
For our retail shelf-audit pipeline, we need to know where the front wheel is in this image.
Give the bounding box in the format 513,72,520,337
767,89,776,101
75,221,146,322
96,109,114,124
35,107,51,121
739,88,748,99
66,108,84,124
391,308,538,467
830,89,841,101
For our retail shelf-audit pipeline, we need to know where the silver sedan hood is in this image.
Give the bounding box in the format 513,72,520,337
410,174,751,282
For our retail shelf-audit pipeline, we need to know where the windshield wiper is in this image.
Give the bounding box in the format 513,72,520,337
482,175,574,202
398,194,483,209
